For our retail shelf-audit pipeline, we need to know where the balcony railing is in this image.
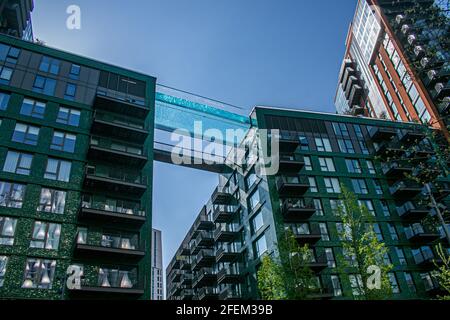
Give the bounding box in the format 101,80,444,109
80,200,146,225
292,225,322,245
192,267,217,288
381,161,413,177
215,246,242,263
95,89,149,118
413,249,436,266
281,198,316,221
369,126,397,141
396,201,429,220
214,224,241,242
88,136,147,167
398,129,426,146
211,186,235,205
278,153,305,173
404,224,440,244
276,175,309,197
92,111,149,143
213,205,239,223
197,287,219,300
389,181,422,198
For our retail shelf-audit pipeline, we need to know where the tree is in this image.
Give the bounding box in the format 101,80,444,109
336,186,393,300
433,243,450,300
257,229,319,300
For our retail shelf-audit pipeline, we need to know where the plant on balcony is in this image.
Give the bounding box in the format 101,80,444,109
433,243,450,300
336,186,393,300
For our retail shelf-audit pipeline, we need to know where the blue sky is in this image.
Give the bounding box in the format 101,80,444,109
32,0,356,275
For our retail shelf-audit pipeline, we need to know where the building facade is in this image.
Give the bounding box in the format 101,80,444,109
0,0,34,41
166,106,450,300
334,0,449,136
0,33,156,299
151,228,163,300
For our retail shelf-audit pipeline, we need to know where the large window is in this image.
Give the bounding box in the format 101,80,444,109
0,256,7,287
313,199,323,216
388,273,400,294
324,177,341,193
0,181,25,208
39,56,60,75
331,275,342,297
325,248,336,267
20,98,46,119
304,156,312,171
254,234,268,258
248,190,261,212
0,92,10,110
69,64,81,80
315,137,332,152
101,231,139,250
338,139,355,153
318,157,335,172
44,158,72,182
319,223,330,241
404,272,416,293
12,123,40,145
51,131,76,153
0,44,20,64
395,247,407,265
64,83,77,101
37,188,66,214
0,217,17,245
30,221,61,250
3,151,33,175
358,200,375,216
373,180,383,195
330,199,345,216
366,160,376,174
97,267,138,288
332,122,349,136
308,177,318,193
33,75,56,96
352,179,368,194
251,211,264,234
0,66,13,84
22,259,56,289
56,107,80,127
245,170,257,190
346,159,361,173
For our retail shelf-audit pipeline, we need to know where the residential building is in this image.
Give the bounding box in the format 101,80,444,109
0,0,34,41
0,33,156,299
151,228,163,300
334,0,449,136
166,106,449,300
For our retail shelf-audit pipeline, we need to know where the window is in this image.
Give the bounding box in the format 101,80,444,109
352,179,368,194
299,136,309,150
51,131,76,153
44,158,72,182
359,141,369,154
319,223,329,241
338,139,355,153
252,211,264,234
0,181,25,208
331,275,342,297
349,274,364,296
64,83,77,100
324,177,341,193
12,123,40,145
0,66,13,84
315,137,332,152
358,200,375,216
254,234,268,258
39,56,60,75
337,223,352,241
388,223,399,241
395,247,407,265
313,199,323,216
37,188,66,214
33,75,56,96
325,248,336,267
388,273,400,294
304,156,312,171
0,92,10,110
69,64,81,80
380,200,390,216
0,44,20,64
248,190,260,212
77,227,88,244
373,180,383,194
22,259,56,289
30,221,61,250
20,98,46,119
404,272,416,293
0,217,17,245
308,177,318,193
0,256,7,287
332,122,349,136
371,223,383,241
330,199,345,216
346,159,361,173
318,157,335,172
3,151,33,175
56,107,80,127
245,170,257,190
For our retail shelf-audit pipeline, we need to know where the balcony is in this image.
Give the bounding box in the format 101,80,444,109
192,268,217,288
169,270,182,283
180,259,191,271
214,224,241,242
306,284,334,300
431,180,450,201
69,274,144,296
79,201,146,226
292,225,321,245
197,287,219,300
281,199,316,222
213,205,239,223
192,249,215,271
84,166,147,196
95,90,149,119
348,84,363,107
278,154,305,173
167,258,181,272
277,134,300,153
87,138,147,167
180,288,194,300
211,187,235,205
217,267,245,285
405,224,440,244
369,126,397,142
381,161,413,177
351,105,365,116
192,210,215,235
374,141,405,158
180,273,193,286
305,254,328,273
276,175,309,197
389,181,422,199
190,231,214,254
438,97,450,115
219,287,242,300
91,111,149,144
399,129,425,146
397,202,429,220
423,277,446,296
216,246,242,263
413,250,441,268
74,236,145,262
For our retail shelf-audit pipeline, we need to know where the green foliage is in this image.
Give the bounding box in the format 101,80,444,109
336,186,393,300
433,243,450,300
257,255,286,300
